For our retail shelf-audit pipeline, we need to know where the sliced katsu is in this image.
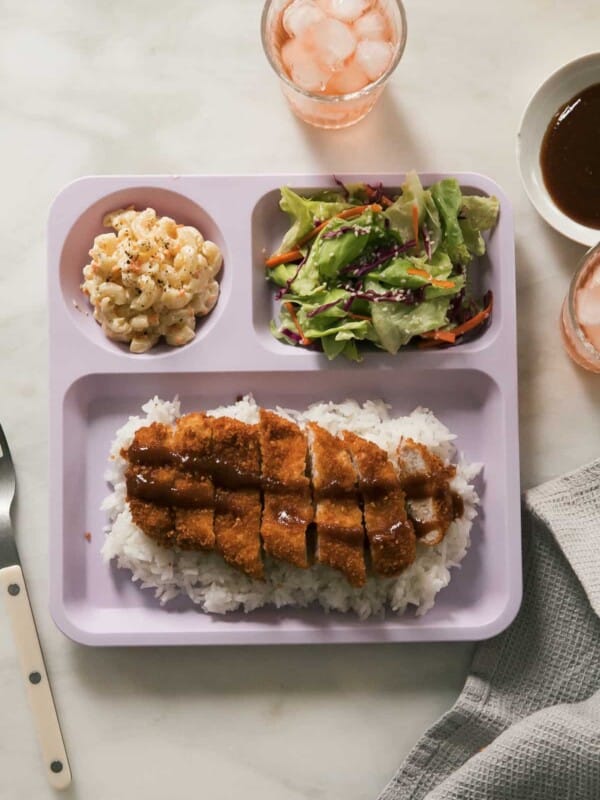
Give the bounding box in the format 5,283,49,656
258,409,313,569
126,422,177,549
171,413,215,551
341,430,416,576
396,438,457,546
307,422,366,588
122,409,464,587
210,416,264,580
126,416,216,550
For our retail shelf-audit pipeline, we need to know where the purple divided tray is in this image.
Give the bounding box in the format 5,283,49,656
48,173,520,646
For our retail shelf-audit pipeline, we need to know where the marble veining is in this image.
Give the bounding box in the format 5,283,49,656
0,0,599,797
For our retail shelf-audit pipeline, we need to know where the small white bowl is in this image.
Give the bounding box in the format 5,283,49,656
517,52,600,246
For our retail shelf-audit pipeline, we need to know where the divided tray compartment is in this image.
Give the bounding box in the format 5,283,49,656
48,173,520,646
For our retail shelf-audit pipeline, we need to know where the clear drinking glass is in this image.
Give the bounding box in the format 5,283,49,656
560,241,600,373
261,0,407,129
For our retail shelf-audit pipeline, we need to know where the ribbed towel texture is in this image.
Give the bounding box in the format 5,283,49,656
378,459,600,800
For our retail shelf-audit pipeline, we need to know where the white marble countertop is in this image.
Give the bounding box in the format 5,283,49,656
0,1,599,798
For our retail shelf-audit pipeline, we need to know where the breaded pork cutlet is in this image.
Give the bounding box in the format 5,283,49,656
171,413,215,550
396,438,457,546
126,421,173,466
210,416,264,580
125,415,216,550
123,410,464,587
128,497,175,548
126,422,176,548
258,409,313,569
307,422,366,587
341,430,416,576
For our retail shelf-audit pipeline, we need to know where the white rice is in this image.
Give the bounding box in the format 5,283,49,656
101,396,481,619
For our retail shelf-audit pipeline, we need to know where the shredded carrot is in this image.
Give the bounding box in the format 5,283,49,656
265,204,383,266
284,302,312,346
420,329,457,343
297,203,382,247
451,292,494,337
364,185,393,207
417,338,447,349
411,204,419,246
420,292,494,345
407,267,455,290
346,312,371,321
407,266,429,279
265,249,303,268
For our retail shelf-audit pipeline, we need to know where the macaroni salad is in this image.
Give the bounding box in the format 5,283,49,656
81,207,222,353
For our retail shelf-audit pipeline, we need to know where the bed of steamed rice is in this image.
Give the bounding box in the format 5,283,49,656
101,396,482,619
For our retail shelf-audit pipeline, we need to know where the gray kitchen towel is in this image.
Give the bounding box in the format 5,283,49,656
378,459,600,800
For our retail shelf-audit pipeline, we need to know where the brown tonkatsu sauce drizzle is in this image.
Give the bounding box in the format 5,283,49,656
126,439,464,520
124,416,465,585
127,441,173,466
400,472,462,512
126,471,211,507
128,446,368,500
452,492,464,519
540,82,600,229
400,474,446,499
128,444,261,490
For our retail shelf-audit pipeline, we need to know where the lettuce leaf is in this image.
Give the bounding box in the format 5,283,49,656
267,262,299,288
282,287,349,319
461,195,500,230
276,187,351,254
269,177,499,361
424,273,465,300
321,334,348,360
373,249,455,288
321,337,362,362
369,288,451,353
338,339,360,362
422,190,443,256
374,256,431,288
430,179,471,266
300,314,371,340
312,213,375,281
459,195,500,257
383,171,425,244
289,244,323,296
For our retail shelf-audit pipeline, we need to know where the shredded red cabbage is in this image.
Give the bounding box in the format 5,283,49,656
275,255,307,300
309,283,427,319
340,240,416,279
446,289,479,326
346,287,426,306
280,327,303,344
365,182,384,203
332,175,350,200
306,299,344,318
308,286,427,319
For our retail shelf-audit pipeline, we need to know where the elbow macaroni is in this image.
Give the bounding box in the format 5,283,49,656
81,207,222,353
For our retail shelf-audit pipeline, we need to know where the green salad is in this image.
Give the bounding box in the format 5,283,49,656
265,171,499,361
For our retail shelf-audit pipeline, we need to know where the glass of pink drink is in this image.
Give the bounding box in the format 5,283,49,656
261,0,407,129
561,242,600,373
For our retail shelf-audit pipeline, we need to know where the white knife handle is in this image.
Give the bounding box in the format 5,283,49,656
0,564,71,790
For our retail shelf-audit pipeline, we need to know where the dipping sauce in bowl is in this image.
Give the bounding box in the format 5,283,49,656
561,242,600,373
517,53,600,245
540,83,600,230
